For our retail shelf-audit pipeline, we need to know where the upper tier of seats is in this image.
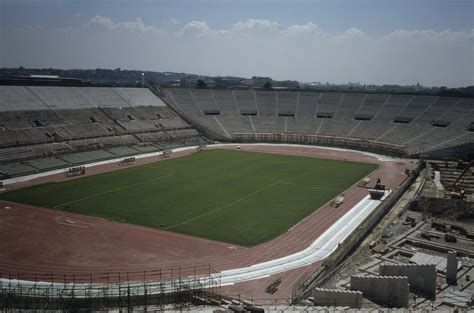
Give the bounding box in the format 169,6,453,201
1,85,472,178
0,86,205,177
0,86,166,111
163,88,474,155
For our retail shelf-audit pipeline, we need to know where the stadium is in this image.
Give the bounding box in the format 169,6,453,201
0,84,473,311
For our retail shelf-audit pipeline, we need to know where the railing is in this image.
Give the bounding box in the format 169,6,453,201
0,265,221,310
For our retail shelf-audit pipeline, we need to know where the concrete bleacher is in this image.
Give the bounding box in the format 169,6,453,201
233,90,258,115
0,86,203,178
77,87,130,108
114,88,166,107
356,94,389,120
415,97,459,125
277,91,297,116
164,88,202,115
26,157,69,171
297,92,319,117
256,91,277,116
2,143,160,176
335,93,366,119
136,106,178,120
60,150,116,164
373,95,413,121
213,90,240,116
397,95,437,122
190,89,220,115
0,85,471,178
0,129,34,147
106,146,140,157
252,116,283,133
132,144,160,153
378,124,428,145
434,99,471,127
0,146,37,163
0,86,48,111
0,110,64,129
320,119,360,137
317,93,343,118
353,121,394,140
287,117,320,134
58,123,111,139
0,162,37,177
28,86,93,109
163,88,473,156
217,116,254,133
136,131,173,143
14,142,72,160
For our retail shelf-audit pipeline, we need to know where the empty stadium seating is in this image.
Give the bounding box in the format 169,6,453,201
0,86,203,178
163,88,474,155
0,85,472,178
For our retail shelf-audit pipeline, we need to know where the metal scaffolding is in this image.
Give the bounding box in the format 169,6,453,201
0,265,221,310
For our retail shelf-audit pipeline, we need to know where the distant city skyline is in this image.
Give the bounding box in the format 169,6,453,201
1,0,473,87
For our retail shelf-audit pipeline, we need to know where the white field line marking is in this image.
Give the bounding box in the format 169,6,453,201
163,179,283,230
53,168,175,208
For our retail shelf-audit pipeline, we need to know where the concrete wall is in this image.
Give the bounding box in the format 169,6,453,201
313,288,363,308
379,264,436,297
446,251,458,285
350,275,410,308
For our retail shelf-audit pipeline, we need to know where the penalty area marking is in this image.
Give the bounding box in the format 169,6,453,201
53,168,175,209
163,179,284,230
164,174,349,230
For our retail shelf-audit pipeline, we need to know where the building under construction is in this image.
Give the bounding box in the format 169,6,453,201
0,266,221,311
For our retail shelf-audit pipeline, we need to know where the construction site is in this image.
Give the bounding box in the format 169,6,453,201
287,160,474,312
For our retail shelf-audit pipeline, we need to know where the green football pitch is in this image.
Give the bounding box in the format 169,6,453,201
1,149,377,246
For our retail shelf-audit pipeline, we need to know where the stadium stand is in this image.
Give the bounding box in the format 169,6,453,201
213,90,241,116
256,91,277,116
163,88,473,156
277,91,297,116
233,90,258,115
60,150,116,164
0,162,37,178
0,85,472,178
132,144,161,153
25,157,69,171
107,146,142,157
0,86,203,178
0,86,48,111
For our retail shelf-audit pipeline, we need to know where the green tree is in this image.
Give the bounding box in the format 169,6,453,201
196,79,207,89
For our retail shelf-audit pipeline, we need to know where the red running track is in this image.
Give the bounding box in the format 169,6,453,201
0,144,414,301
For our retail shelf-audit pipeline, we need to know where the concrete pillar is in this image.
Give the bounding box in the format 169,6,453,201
313,288,363,308
446,251,458,285
350,275,410,308
379,264,436,297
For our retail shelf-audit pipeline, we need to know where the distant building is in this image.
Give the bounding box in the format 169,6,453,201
0,75,89,86
251,76,272,87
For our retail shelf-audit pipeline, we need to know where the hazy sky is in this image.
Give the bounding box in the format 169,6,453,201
1,0,473,87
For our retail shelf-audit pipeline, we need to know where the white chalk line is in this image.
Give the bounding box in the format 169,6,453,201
164,175,344,230
163,179,284,230
53,168,175,209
